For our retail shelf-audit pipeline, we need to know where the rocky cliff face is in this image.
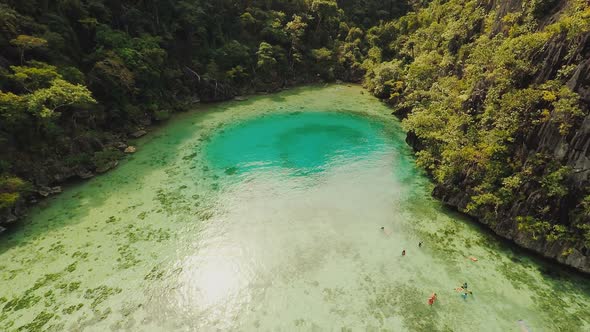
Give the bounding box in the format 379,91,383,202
409,28,590,273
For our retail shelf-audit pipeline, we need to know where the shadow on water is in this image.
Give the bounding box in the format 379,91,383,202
217,84,314,110
268,93,287,103
436,203,590,286
0,122,183,251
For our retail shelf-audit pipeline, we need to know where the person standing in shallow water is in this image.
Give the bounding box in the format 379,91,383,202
419,241,423,247
402,249,406,256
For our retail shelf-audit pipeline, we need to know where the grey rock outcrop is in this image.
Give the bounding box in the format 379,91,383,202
130,130,147,138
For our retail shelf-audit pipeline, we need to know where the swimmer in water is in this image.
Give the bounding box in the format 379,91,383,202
463,282,468,289
428,292,437,305
402,249,406,256
419,241,423,247
381,227,391,236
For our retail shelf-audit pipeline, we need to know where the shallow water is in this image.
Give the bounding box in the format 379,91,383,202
1,85,589,331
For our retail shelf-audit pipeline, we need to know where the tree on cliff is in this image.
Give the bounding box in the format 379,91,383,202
10,35,48,65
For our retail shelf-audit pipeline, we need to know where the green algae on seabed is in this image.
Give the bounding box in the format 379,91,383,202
0,84,589,331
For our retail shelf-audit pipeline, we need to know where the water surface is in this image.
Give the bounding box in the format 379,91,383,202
1,85,589,331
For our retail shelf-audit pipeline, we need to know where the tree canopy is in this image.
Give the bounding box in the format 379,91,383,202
1,0,589,256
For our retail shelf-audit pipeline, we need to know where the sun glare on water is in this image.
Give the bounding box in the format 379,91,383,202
176,235,256,317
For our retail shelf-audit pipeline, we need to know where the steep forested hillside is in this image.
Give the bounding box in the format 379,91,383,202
0,0,408,230
363,0,590,271
1,0,589,271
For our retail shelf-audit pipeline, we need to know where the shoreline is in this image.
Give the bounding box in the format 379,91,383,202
0,81,347,233
2,82,588,277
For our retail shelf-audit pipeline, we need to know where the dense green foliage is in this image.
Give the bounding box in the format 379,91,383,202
0,0,409,218
363,0,590,251
1,0,589,257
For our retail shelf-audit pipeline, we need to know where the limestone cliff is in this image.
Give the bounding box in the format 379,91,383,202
407,13,590,272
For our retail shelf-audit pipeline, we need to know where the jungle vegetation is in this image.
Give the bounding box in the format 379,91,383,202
362,0,590,251
0,0,407,218
1,0,590,253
